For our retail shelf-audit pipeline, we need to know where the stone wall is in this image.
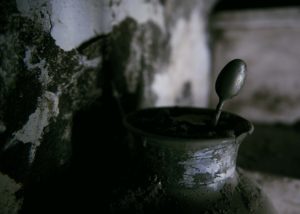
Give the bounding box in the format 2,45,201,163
0,0,216,213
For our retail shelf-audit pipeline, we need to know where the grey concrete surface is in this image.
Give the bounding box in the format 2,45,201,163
245,170,300,214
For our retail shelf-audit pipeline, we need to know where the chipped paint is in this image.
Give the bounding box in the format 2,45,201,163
151,9,210,107
0,172,22,214
178,143,236,188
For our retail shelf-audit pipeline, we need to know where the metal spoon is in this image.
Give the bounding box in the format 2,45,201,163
212,59,247,126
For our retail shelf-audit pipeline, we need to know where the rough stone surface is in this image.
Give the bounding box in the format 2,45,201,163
0,0,216,213
0,13,100,174
0,172,22,214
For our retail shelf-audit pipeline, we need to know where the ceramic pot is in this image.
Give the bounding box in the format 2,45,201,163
122,107,276,214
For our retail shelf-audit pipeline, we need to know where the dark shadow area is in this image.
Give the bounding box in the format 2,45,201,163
238,122,300,179
69,94,128,212
214,0,300,12
20,94,131,213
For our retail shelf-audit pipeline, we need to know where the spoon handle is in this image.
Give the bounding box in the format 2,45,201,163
212,99,224,126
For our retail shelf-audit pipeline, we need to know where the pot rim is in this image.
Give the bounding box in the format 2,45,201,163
124,106,254,145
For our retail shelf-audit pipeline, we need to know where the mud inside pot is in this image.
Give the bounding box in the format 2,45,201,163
125,107,253,139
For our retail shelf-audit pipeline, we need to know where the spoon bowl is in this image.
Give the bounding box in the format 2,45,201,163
212,59,247,126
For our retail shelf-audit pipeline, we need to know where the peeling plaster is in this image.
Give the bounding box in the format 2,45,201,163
0,172,22,214
49,0,106,51
50,0,164,51
11,91,59,163
5,46,59,163
24,48,49,87
58,55,102,95
17,0,165,51
6,45,101,163
152,10,210,107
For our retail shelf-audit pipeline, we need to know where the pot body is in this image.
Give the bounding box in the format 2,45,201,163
120,107,276,214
